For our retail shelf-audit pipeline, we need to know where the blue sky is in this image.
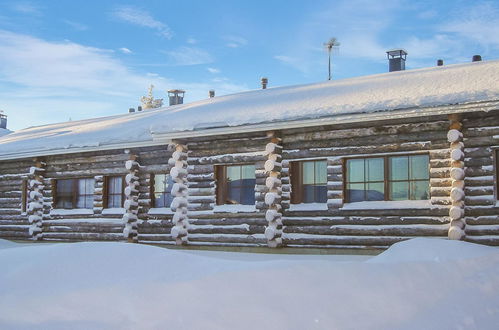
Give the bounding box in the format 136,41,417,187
0,0,498,131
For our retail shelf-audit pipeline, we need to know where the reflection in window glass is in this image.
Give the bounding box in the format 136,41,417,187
346,155,429,202
300,160,327,203
154,174,174,208
225,164,256,205
56,178,94,209
107,176,124,208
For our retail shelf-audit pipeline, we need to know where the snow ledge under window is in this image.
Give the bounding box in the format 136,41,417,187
341,200,432,210
50,209,94,216
288,203,328,211
213,204,257,213
102,208,125,215
148,208,174,215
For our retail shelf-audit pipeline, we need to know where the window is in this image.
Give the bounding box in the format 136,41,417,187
105,176,124,208
216,164,256,205
151,174,174,208
290,160,327,204
54,178,95,209
345,154,429,203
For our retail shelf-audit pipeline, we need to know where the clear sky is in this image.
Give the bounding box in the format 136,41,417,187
0,0,498,131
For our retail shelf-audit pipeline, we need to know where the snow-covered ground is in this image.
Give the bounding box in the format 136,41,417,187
1,238,498,329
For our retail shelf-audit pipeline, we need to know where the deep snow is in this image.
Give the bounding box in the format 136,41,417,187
1,238,498,329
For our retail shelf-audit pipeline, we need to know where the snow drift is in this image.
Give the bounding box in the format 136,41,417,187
1,238,498,329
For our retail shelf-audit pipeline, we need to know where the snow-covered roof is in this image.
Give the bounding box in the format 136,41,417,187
0,128,11,137
0,60,498,160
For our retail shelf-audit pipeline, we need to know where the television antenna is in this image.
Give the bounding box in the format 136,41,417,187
324,37,340,80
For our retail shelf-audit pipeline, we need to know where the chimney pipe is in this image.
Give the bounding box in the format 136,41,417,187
168,89,185,106
386,49,408,72
137,106,143,112
261,77,268,89
437,59,444,66
472,55,482,62
0,111,6,129
209,90,215,98
128,107,135,113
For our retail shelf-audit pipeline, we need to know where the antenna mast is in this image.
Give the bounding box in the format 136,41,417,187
324,37,340,80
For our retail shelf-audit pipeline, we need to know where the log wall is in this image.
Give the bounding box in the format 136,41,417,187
1,108,498,250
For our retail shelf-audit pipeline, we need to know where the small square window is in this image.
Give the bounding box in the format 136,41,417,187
54,178,95,209
152,174,174,208
216,164,256,205
290,160,327,204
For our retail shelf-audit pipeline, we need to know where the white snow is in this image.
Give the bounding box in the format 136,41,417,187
0,60,498,159
147,207,174,215
50,208,94,216
0,128,11,137
0,237,498,329
101,208,125,215
288,202,328,211
213,204,257,213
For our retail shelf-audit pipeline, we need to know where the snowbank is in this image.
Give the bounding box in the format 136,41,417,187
0,238,498,329
0,60,498,159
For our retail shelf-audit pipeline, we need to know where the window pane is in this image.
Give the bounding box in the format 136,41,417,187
228,187,241,204
57,179,73,193
315,185,327,203
302,185,315,203
367,182,384,201
109,195,121,208
241,165,255,180
154,194,166,208
109,177,122,194
227,166,241,181
85,178,95,193
154,174,166,193
240,186,255,205
390,156,409,180
411,181,430,200
410,155,429,180
315,161,327,184
302,161,315,184
347,159,364,182
390,182,409,200
56,197,72,209
367,158,384,182
347,183,365,202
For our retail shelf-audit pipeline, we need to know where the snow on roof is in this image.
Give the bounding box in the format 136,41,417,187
0,60,498,159
0,128,11,137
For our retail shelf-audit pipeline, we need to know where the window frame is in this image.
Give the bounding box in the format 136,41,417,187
104,176,125,209
21,179,28,213
150,173,174,208
215,163,256,206
343,153,430,203
52,177,95,209
290,159,328,204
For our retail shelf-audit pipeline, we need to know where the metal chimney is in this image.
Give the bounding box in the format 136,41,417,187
437,59,444,66
209,90,215,98
472,55,482,62
261,77,268,89
168,89,185,106
0,111,6,129
128,107,135,113
386,49,408,72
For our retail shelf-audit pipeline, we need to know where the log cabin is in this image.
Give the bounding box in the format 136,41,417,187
0,54,498,251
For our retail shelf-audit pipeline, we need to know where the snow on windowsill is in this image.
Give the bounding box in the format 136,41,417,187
102,208,125,215
148,208,174,215
50,209,94,216
341,200,431,210
213,204,257,213
288,203,328,211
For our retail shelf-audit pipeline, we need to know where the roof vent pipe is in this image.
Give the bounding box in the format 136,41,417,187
386,49,408,72
472,55,482,62
0,111,6,129
128,107,135,113
137,106,143,112
209,90,215,98
437,59,444,66
261,77,268,89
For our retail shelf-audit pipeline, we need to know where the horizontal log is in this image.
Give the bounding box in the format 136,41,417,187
284,224,448,236
282,234,409,246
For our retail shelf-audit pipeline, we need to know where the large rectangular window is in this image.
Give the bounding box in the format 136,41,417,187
105,176,124,208
216,164,256,205
290,160,327,204
152,174,174,208
345,154,429,203
55,178,95,209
